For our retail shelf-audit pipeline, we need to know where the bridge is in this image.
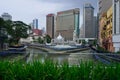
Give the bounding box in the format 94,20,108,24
74,38,97,44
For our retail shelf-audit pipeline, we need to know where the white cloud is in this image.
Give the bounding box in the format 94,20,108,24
0,0,65,28
0,0,98,29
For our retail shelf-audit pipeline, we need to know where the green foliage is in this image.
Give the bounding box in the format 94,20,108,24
0,18,7,37
0,18,5,27
44,35,51,43
2,20,29,45
97,46,110,53
0,61,120,80
0,18,29,45
82,40,86,44
38,37,44,44
8,21,29,44
0,18,8,49
116,51,120,54
93,40,97,46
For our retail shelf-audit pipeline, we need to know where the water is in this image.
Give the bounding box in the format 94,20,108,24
26,48,95,65
48,45,77,51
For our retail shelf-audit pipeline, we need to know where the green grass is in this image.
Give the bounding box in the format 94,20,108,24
0,60,120,80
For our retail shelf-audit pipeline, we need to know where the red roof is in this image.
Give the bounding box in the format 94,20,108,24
47,14,54,17
32,29,42,36
57,12,63,15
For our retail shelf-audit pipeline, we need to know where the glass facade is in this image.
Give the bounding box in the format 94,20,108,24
33,19,38,29
75,14,79,38
56,9,80,40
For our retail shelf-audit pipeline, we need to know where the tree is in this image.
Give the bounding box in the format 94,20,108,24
0,19,29,46
6,21,29,45
38,37,44,44
82,40,86,45
0,18,5,27
0,18,8,50
44,35,51,43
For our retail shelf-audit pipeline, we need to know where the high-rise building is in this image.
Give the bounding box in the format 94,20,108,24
80,24,84,38
28,23,34,34
83,3,95,38
96,13,99,39
56,8,80,41
33,19,38,29
99,7,113,52
93,16,99,38
1,13,12,21
99,0,112,16
46,14,55,39
98,0,112,45
98,0,113,51
112,0,120,52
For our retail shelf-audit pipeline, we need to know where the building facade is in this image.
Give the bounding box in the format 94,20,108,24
98,0,114,52
99,13,106,47
112,0,120,52
99,7,113,52
33,19,38,29
56,8,80,41
83,3,95,38
46,14,55,39
98,0,112,41
1,13,12,21
80,24,84,38
93,16,98,38
99,0,113,16
106,7,113,52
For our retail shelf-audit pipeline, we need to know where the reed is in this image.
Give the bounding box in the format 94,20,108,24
0,60,119,80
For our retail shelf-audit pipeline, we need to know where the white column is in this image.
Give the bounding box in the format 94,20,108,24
115,47,120,52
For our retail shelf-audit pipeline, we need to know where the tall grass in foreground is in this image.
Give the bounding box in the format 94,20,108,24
0,60,120,80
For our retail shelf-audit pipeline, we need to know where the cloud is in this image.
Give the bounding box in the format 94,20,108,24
0,0,98,29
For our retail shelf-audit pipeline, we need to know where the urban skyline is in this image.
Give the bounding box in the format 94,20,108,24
0,0,98,29
1,1,120,79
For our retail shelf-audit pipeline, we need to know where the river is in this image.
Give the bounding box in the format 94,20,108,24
26,48,95,65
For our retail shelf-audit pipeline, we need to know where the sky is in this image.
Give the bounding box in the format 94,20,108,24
0,0,98,29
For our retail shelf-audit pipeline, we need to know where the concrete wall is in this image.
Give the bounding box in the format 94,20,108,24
112,0,120,52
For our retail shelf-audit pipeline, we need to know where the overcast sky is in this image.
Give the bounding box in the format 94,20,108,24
0,0,98,29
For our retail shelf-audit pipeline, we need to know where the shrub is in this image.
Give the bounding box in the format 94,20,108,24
0,60,119,80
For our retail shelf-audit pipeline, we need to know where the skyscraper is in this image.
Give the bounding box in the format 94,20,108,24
98,0,112,43
80,24,84,38
1,13,12,21
83,3,95,38
98,0,113,51
99,0,112,16
46,14,55,39
112,0,120,52
56,8,80,41
33,19,38,29
93,16,98,38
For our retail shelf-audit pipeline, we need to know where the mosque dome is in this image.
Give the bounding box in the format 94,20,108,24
56,33,64,40
51,33,64,44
